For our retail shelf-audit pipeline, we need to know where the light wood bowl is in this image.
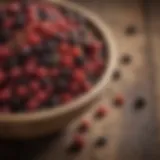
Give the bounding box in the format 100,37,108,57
0,0,117,139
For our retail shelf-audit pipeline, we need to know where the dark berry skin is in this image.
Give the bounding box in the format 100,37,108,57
0,29,10,44
60,68,72,79
33,43,44,54
0,10,6,25
74,56,85,67
44,40,55,53
55,79,68,93
3,57,18,71
52,33,64,43
38,8,48,20
95,136,107,147
21,46,32,58
38,54,59,67
10,98,25,112
40,77,52,89
44,96,59,107
16,77,29,85
68,33,79,45
12,14,25,29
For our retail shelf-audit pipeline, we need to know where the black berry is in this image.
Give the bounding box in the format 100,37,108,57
21,46,32,57
74,56,85,67
0,29,10,44
13,14,25,29
55,79,68,93
40,77,52,89
45,96,59,107
0,10,6,25
33,43,44,54
10,97,24,112
60,68,72,79
95,136,107,147
134,97,146,110
38,8,48,20
3,57,18,70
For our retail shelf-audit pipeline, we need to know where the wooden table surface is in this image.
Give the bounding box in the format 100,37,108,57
1,0,160,160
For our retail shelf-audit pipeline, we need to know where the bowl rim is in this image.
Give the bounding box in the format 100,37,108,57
0,0,117,123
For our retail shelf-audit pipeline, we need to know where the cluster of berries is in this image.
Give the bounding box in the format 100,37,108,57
0,1,105,113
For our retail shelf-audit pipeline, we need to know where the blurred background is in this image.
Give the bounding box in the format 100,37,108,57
1,0,160,160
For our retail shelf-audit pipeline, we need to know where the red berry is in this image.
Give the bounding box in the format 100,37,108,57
85,62,95,73
0,88,11,100
0,106,10,113
59,43,69,54
56,20,68,32
17,86,28,96
61,55,73,68
73,69,85,83
78,119,90,132
27,99,39,111
0,70,5,82
69,81,80,93
61,93,72,103
30,81,40,91
36,67,48,77
36,91,47,101
72,135,85,149
10,67,21,78
0,46,10,58
95,60,104,73
27,32,41,45
4,19,14,28
96,105,108,118
39,22,56,36
27,6,37,22
88,41,102,55
25,63,36,75
82,81,92,92
114,94,125,106
7,3,19,13
49,68,59,77
72,47,81,57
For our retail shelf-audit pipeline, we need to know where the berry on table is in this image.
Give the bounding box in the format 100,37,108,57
78,119,90,133
95,105,108,118
114,94,125,106
68,135,85,152
95,136,108,147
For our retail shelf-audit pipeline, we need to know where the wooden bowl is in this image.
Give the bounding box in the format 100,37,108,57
0,0,117,139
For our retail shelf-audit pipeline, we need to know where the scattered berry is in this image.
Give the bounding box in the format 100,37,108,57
95,136,107,147
114,94,125,106
78,119,90,133
95,105,108,118
134,97,146,110
68,135,85,152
